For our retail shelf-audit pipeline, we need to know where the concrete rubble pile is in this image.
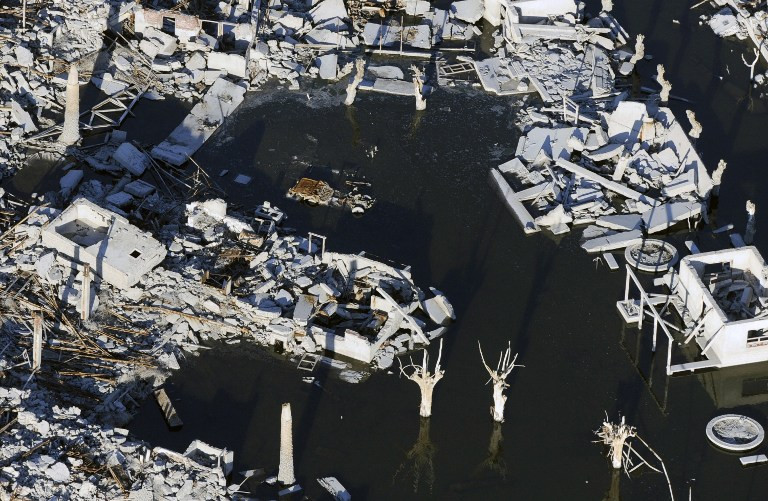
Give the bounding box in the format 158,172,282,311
0,183,452,496
492,100,715,253
0,0,131,172
700,0,768,85
474,1,625,102
0,0,262,175
254,0,478,90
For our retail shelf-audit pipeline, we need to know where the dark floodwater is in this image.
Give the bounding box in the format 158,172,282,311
118,0,767,499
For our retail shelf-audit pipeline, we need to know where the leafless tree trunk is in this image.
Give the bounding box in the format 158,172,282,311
656,64,671,104
629,34,645,65
344,58,366,106
400,339,445,418
478,341,523,423
595,415,636,469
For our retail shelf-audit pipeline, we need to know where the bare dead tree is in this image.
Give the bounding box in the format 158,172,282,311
399,339,445,418
685,110,702,139
595,415,636,469
742,47,760,82
344,58,366,106
478,341,523,423
656,64,672,103
594,415,675,500
629,34,645,66
410,65,426,111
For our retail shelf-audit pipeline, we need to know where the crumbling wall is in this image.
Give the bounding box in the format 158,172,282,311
134,7,202,41
314,329,376,363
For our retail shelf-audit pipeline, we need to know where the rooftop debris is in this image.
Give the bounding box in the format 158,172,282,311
699,1,768,86
287,177,375,214
492,102,714,253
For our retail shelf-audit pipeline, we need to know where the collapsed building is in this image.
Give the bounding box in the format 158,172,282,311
492,101,714,254
618,246,768,375
702,0,768,84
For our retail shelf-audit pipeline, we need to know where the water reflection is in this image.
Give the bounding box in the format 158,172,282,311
475,422,507,479
602,469,621,501
697,361,768,408
393,417,435,494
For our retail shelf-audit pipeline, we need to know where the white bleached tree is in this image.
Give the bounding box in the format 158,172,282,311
478,341,523,423
399,339,445,418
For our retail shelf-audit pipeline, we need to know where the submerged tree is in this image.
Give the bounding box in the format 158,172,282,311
594,415,675,500
746,200,757,244
344,58,366,106
686,110,702,139
629,34,645,66
410,65,427,111
712,159,727,196
656,64,672,104
595,415,636,469
399,339,445,418
478,341,523,423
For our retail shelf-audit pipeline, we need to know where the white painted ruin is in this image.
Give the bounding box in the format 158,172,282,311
41,199,167,289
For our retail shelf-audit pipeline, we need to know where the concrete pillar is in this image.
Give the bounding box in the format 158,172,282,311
278,403,295,485
81,264,90,321
32,313,42,371
58,66,81,145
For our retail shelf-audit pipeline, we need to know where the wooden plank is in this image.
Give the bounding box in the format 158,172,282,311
154,388,183,428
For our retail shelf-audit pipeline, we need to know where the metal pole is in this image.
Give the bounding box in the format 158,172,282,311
666,340,673,375
624,267,630,301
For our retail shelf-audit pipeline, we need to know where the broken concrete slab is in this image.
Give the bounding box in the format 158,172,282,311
451,0,483,23
151,78,246,166
556,158,658,205
581,229,643,253
113,142,150,176
642,201,703,234
595,214,642,231
490,168,540,234
316,54,338,80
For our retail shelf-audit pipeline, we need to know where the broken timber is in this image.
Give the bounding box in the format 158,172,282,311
25,85,146,143
154,388,183,429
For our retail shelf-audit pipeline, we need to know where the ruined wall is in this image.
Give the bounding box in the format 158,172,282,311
135,8,202,41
